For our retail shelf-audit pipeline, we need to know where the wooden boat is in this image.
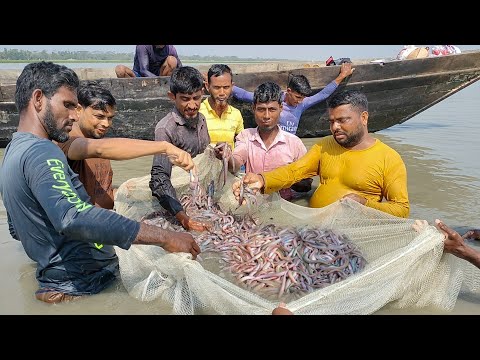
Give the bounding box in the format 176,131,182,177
1,51,480,147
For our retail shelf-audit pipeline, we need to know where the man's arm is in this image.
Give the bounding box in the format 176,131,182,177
302,62,355,110
132,222,200,259
23,143,200,258
65,137,193,171
150,153,183,217
27,147,140,249
263,145,320,194
149,156,207,232
232,86,254,103
365,154,410,218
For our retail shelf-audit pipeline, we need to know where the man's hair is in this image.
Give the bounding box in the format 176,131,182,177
207,64,233,82
253,82,283,105
287,74,311,97
169,66,204,95
326,89,368,113
78,81,116,111
15,61,79,113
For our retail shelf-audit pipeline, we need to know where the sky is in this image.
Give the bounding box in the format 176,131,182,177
2,45,480,61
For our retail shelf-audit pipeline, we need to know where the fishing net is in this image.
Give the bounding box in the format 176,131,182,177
114,146,480,315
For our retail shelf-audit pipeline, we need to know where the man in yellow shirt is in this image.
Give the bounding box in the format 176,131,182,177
200,64,244,149
233,89,410,218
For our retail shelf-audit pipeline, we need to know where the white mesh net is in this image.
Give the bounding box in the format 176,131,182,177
114,146,480,314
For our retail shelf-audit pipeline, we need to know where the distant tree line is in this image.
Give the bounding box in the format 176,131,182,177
0,49,133,61
0,49,289,62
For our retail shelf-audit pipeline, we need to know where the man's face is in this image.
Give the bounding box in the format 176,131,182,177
169,90,203,123
284,89,305,107
328,104,367,148
77,104,115,139
42,86,79,143
206,73,233,109
253,100,282,132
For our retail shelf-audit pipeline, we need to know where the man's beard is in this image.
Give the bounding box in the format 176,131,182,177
184,113,200,127
43,103,70,143
213,96,228,108
334,128,363,148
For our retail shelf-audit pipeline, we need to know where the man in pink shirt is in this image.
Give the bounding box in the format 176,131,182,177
225,82,312,200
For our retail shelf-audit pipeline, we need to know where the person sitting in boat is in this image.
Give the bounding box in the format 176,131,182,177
56,81,194,210
216,81,312,201
232,89,410,218
149,66,211,232
115,45,182,78
200,64,244,150
231,62,354,135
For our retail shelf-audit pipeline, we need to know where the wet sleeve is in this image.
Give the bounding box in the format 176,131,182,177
26,149,140,250
365,152,410,218
136,45,157,77
302,81,338,110
232,86,254,103
149,128,183,216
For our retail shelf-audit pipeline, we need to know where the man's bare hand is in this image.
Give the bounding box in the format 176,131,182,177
162,232,201,260
336,62,355,84
214,142,227,160
435,219,467,257
176,211,208,232
233,173,264,204
166,145,194,171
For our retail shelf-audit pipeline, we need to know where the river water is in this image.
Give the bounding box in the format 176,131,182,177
1,81,479,315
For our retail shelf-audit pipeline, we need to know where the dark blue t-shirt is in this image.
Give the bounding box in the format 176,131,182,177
0,132,140,295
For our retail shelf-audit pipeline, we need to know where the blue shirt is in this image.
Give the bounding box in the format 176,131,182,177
232,80,338,135
0,132,140,295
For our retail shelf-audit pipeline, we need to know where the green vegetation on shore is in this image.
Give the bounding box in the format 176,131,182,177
0,49,295,63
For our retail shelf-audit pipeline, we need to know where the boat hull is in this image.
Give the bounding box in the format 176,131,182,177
1,52,480,147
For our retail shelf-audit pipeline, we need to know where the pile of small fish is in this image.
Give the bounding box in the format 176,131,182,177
141,171,367,299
